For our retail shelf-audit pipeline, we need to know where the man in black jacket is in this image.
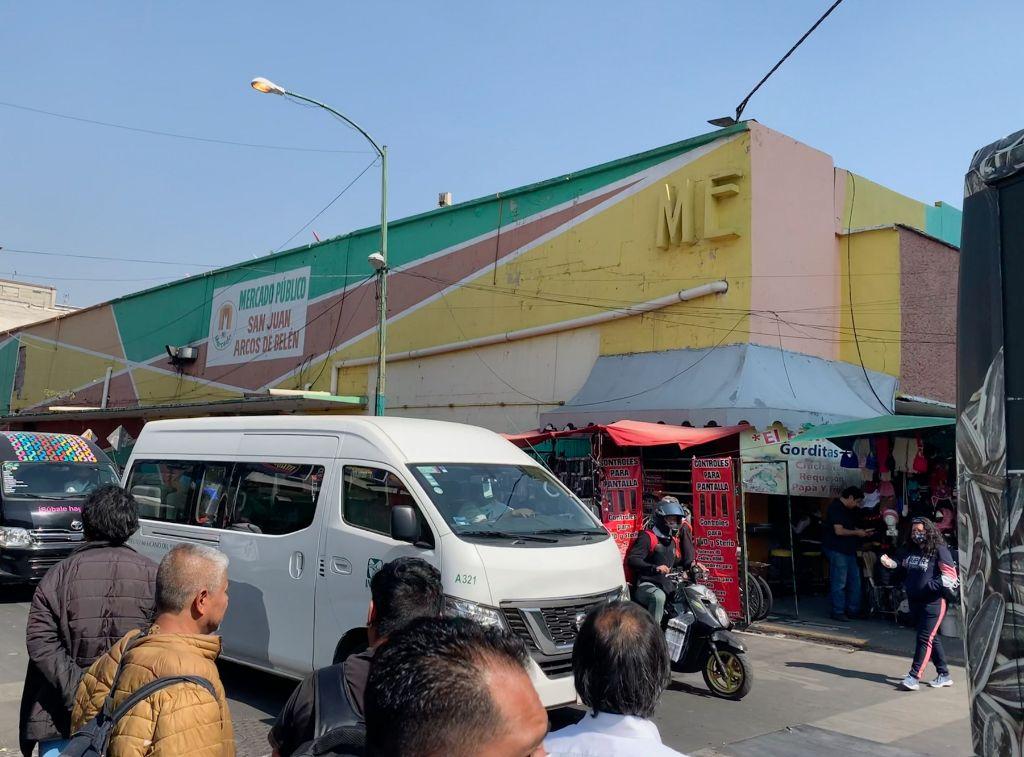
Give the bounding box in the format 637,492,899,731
269,557,444,757
19,485,157,757
628,497,695,623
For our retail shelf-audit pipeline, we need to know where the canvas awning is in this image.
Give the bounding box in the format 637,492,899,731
789,414,955,442
505,419,744,452
539,344,897,431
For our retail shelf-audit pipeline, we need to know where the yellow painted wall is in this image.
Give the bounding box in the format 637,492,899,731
839,171,927,233
321,133,752,380
838,227,901,375
11,337,125,411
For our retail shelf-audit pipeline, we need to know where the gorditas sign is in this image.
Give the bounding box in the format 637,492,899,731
207,267,311,367
740,423,858,497
690,457,741,618
600,456,643,559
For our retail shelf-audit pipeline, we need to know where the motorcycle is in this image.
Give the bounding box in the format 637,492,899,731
662,566,753,700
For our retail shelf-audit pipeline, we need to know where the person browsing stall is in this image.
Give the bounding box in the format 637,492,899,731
628,497,695,623
822,486,872,622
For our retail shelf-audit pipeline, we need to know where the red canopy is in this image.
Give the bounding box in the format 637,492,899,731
504,419,743,452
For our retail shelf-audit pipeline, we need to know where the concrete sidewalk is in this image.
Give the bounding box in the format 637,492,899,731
748,595,966,664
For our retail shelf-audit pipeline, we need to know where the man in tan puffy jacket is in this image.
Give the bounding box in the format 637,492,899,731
72,543,235,756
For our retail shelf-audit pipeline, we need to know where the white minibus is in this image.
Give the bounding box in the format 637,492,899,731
124,416,626,707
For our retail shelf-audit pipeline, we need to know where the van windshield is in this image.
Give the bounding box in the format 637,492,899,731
2,462,119,500
409,463,605,537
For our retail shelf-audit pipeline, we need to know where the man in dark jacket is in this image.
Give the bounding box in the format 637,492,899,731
628,497,695,623
18,485,157,757
269,556,444,757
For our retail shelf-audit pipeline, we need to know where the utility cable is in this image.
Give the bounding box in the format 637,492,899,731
0,100,372,154
845,173,894,414
727,0,847,122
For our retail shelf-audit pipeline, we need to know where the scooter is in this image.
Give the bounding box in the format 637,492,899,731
662,567,753,700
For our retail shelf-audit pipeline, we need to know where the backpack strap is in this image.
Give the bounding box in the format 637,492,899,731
645,530,658,551
108,675,217,723
313,665,353,739
99,629,147,718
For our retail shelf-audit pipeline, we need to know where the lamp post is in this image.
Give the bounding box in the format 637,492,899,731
251,77,389,416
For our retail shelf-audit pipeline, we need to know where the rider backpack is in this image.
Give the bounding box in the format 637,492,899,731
290,664,366,756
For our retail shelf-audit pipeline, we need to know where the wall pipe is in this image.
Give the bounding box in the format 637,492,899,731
329,280,729,394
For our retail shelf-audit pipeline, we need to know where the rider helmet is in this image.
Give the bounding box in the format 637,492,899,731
654,496,686,537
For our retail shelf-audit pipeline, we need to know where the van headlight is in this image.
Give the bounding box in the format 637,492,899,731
0,527,34,548
444,596,506,629
617,585,632,602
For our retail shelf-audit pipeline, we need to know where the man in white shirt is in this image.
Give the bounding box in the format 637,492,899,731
545,601,686,756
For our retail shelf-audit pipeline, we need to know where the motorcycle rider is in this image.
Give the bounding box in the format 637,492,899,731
628,496,696,623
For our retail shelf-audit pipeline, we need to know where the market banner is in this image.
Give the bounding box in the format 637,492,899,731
600,456,643,558
207,267,311,367
691,457,741,618
740,423,858,497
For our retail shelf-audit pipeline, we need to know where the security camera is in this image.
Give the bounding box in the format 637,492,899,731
165,345,178,360
367,252,387,272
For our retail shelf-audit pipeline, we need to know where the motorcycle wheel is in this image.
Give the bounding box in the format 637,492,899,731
702,649,754,700
745,575,764,622
754,576,773,620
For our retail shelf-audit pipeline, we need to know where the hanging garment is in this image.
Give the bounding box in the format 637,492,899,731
912,434,929,474
893,437,916,473
875,436,893,475
853,438,871,464
841,450,859,469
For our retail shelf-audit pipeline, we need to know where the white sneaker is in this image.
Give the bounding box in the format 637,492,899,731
900,675,920,691
929,674,953,688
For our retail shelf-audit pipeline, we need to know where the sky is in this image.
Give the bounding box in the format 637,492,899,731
2,1,1022,307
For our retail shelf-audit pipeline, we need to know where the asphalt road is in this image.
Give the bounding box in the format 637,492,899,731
0,588,972,756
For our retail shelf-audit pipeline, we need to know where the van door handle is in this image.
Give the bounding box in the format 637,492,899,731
331,557,352,575
289,551,304,579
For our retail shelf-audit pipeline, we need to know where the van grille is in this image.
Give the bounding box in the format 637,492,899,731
501,589,621,661
501,609,539,651
538,657,574,678
33,529,84,544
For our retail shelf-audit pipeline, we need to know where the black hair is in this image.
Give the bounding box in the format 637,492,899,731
81,485,140,544
370,557,444,638
573,601,670,719
365,617,531,757
909,517,945,557
840,486,864,500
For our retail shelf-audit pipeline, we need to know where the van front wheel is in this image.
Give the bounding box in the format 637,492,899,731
333,628,369,665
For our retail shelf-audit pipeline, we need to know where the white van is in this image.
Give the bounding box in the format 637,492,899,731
124,416,626,707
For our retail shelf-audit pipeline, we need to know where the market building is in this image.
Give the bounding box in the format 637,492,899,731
0,121,959,441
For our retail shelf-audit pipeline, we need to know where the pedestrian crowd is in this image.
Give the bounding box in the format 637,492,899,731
18,485,684,757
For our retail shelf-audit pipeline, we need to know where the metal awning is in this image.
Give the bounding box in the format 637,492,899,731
541,344,897,431
2,393,366,424
789,414,954,442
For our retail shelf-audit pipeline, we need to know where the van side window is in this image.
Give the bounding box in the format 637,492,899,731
342,467,434,546
225,463,323,536
342,466,413,533
127,461,197,523
194,464,232,528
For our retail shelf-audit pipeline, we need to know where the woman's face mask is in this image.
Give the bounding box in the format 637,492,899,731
911,530,927,544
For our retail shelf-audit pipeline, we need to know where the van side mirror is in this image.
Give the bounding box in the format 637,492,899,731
390,504,420,544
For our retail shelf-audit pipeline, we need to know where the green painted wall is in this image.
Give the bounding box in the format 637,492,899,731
110,124,748,364
925,201,963,248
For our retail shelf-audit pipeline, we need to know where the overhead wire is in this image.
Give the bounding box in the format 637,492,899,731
0,100,373,154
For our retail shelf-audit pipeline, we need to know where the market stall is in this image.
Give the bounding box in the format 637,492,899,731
506,420,746,619
754,414,957,627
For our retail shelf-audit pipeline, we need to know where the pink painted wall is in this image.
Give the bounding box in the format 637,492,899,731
898,227,958,403
749,123,841,360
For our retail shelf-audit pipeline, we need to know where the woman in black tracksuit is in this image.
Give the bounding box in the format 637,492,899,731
881,517,957,691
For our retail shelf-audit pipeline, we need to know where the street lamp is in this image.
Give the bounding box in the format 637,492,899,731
250,76,390,417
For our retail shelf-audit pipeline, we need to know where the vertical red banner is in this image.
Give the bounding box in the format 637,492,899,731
600,456,643,558
691,457,741,618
